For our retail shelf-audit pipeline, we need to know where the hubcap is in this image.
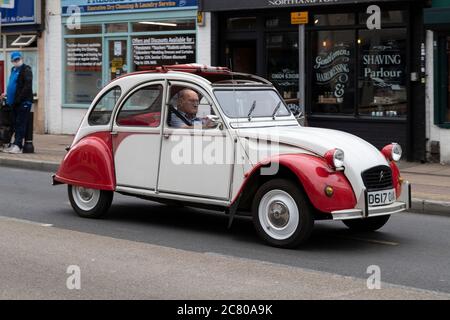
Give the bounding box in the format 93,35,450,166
268,201,290,228
258,190,299,241
72,186,100,211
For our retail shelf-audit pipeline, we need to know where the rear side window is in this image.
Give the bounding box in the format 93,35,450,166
117,85,163,127
88,86,122,126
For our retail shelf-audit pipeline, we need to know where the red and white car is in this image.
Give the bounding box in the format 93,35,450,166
53,64,411,248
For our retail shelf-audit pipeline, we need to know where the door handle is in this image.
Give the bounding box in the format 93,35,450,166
111,131,119,136
163,134,171,139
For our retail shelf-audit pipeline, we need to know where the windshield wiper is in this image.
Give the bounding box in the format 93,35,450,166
272,101,282,120
247,100,256,121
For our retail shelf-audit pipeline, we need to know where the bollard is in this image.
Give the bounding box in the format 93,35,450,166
23,110,34,154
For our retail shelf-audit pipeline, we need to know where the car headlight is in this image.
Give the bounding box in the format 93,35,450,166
325,148,345,169
382,143,402,162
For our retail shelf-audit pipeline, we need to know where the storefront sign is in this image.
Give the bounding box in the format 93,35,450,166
0,0,40,26
61,0,197,16
132,35,196,70
201,0,410,12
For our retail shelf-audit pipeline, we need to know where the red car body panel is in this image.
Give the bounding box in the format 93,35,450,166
233,154,357,213
54,132,116,191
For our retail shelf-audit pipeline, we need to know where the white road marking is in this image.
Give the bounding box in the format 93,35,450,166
0,216,53,227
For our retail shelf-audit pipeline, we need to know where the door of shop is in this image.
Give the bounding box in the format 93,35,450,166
106,38,129,82
226,40,257,74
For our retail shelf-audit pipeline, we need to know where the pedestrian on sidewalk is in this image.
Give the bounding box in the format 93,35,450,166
0,51,33,154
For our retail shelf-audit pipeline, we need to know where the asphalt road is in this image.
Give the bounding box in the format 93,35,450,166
0,166,449,299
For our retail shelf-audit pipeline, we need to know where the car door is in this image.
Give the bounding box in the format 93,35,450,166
157,82,234,200
112,82,165,190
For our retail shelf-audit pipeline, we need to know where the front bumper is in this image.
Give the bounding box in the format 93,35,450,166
331,181,411,221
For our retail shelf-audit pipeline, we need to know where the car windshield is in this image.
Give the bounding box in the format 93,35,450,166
214,89,291,119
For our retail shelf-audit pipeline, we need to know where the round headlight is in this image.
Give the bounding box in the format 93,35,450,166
325,148,345,169
333,149,345,168
392,143,402,162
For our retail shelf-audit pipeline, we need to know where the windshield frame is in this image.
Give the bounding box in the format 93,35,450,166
212,87,293,120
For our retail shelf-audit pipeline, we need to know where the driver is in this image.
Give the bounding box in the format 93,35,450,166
170,89,215,129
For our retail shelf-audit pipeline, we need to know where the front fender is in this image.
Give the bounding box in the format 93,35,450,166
54,132,116,191
237,154,357,214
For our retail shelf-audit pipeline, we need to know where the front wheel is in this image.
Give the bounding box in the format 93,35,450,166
343,215,390,232
252,179,314,248
68,185,113,219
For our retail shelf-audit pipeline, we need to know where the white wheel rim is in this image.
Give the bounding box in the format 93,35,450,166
258,190,299,241
72,186,100,211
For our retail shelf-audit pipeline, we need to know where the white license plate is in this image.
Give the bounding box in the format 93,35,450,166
368,189,396,207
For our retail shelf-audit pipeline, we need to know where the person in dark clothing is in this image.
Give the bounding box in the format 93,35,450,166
1,51,33,154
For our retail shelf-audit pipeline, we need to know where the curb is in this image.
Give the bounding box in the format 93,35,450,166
408,198,450,217
0,157,59,173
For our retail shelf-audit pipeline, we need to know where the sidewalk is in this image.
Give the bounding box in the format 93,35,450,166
0,134,449,215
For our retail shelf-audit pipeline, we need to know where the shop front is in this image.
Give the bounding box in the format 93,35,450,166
424,0,450,163
0,0,44,132
199,0,428,161
60,0,198,108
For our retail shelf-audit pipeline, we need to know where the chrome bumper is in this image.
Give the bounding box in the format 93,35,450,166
331,182,411,221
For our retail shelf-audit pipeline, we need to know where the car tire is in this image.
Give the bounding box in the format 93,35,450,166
68,185,113,219
252,179,314,248
342,215,390,232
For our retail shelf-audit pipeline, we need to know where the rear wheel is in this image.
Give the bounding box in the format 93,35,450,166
68,185,113,219
252,179,314,248
343,215,390,232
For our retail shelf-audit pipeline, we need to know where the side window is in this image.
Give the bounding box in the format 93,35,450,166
88,86,122,126
167,85,216,129
117,85,163,127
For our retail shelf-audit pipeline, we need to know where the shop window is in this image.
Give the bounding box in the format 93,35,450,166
435,35,450,126
132,34,196,71
65,37,103,105
265,14,293,29
358,29,407,118
311,30,355,115
226,17,256,31
65,24,102,35
106,23,129,33
266,33,299,111
359,10,406,25
447,37,450,122
88,86,122,126
313,13,355,26
5,51,39,98
117,85,163,127
132,19,196,32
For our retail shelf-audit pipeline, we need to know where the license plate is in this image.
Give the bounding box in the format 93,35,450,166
368,189,396,207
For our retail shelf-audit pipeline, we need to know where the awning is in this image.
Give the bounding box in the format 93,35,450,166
199,0,417,12
424,7,450,30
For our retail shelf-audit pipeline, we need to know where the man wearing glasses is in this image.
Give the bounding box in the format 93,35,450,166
169,89,215,129
1,51,33,154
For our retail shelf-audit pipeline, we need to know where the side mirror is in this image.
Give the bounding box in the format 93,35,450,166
206,115,224,130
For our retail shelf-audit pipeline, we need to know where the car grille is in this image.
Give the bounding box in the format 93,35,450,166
361,166,393,191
